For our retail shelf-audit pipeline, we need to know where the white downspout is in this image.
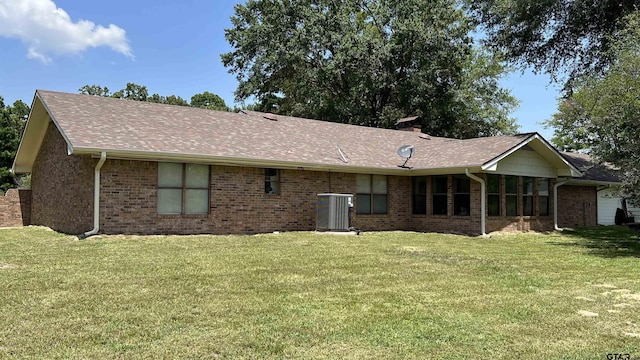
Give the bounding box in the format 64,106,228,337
81,152,107,238
554,179,569,231
465,169,486,236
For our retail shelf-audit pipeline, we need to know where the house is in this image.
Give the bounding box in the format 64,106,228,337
8,90,609,236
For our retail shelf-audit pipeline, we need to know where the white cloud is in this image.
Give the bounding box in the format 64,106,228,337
0,0,133,63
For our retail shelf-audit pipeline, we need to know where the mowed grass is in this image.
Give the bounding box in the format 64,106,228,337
0,227,639,359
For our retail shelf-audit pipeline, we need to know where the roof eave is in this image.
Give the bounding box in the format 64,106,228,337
11,90,75,174
74,147,485,176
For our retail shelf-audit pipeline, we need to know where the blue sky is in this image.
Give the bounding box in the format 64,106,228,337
0,0,561,139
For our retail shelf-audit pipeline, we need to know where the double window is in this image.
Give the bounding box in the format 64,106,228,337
157,163,209,214
356,174,387,214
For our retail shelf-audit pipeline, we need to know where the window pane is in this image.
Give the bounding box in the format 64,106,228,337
356,174,371,193
433,176,448,194
454,194,470,216
523,196,534,216
265,180,279,194
433,194,447,215
185,164,209,188
488,194,500,216
373,195,387,214
539,196,549,216
185,189,209,214
454,177,470,193
413,177,427,195
372,175,387,194
413,195,427,215
505,176,518,194
523,177,534,195
158,163,183,187
487,174,500,194
506,195,518,216
538,179,549,196
158,188,182,214
356,194,371,214
265,168,278,178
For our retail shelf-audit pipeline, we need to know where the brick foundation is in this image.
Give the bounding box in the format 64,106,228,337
0,189,31,227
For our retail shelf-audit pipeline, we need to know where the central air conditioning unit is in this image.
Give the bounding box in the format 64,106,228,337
316,193,353,231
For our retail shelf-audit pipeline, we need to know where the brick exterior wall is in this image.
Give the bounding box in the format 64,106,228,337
557,185,597,227
0,189,31,227
30,122,95,234
99,160,413,235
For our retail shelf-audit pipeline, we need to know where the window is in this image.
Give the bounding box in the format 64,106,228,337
523,177,534,216
158,163,209,214
432,176,448,215
412,176,427,215
356,174,387,214
538,178,550,216
454,176,470,216
487,174,500,216
505,175,518,216
265,168,280,194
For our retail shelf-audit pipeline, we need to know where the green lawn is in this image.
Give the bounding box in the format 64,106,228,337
0,226,639,359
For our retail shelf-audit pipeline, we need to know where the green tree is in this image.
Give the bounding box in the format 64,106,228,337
148,94,189,106
222,0,518,138
545,14,640,202
112,83,149,101
0,96,30,192
78,85,111,96
191,91,230,111
466,0,639,88
78,84,228,110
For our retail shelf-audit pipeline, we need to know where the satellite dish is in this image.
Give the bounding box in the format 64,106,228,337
397,145,415,169
397,145,415,159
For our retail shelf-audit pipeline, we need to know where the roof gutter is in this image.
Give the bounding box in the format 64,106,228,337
465,168,486,236
554,178,570,231
80,151,106,239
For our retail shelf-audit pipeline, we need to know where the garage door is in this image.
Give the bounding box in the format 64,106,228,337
598,188,621,225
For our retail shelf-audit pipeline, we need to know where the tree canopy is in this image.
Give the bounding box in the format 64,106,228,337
0,96,29,192
191,91,230,111
466,0,639,89
78,83,228,110
222,0,519,138
545,14,640,202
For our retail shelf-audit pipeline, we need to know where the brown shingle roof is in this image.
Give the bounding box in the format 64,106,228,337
562,152,620,183
31,90,540,172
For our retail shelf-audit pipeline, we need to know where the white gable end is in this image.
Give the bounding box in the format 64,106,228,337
492,149,557,178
